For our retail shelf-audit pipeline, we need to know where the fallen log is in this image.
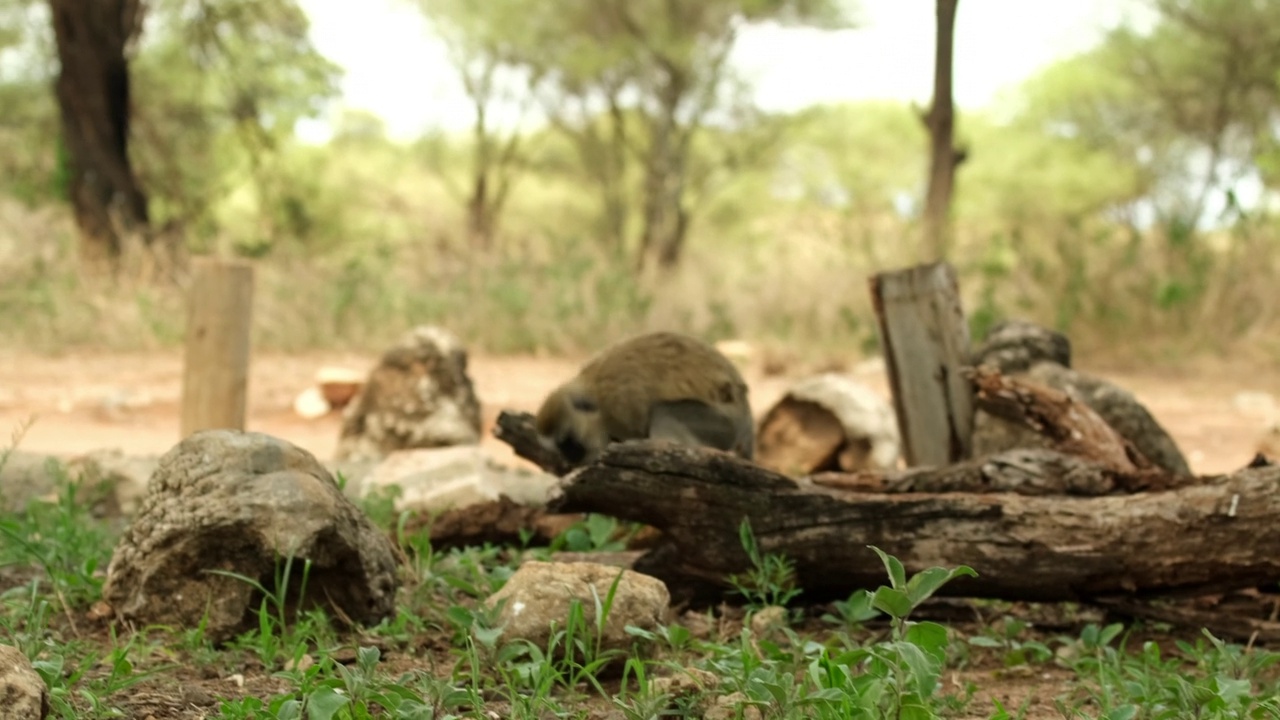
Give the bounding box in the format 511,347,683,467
488,409,1280,606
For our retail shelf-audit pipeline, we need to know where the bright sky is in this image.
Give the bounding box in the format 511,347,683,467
297,0,1143,142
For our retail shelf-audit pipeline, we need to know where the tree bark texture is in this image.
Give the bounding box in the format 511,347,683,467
49,0,150,269
870,262,974,466
493,410,1280,607
553,441,1280,606
920,0,964,261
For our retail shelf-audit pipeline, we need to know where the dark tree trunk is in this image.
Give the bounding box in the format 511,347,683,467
48,0,150,270
920,0,965,261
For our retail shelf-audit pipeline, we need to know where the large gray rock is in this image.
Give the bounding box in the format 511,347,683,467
0,644,49,720
102,430,400,644
0,450,151,518
486,561,669,661
357,446,558,514
336,325,484,463
971,319,1192,476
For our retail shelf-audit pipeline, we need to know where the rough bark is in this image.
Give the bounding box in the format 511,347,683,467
493,410,1280,606
870,262,974,466
548,441,1280,606
48,0,150,269
920,0,965,260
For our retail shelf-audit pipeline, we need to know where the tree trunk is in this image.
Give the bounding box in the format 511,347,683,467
920,0,964,261
636,94,690,273
48,0,150,270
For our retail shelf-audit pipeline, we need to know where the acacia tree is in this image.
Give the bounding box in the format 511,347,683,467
919,0,964,261
411,0,537,251
420,0,856,273
130,0,341,252
1021,0,1280,230
47,0,150,269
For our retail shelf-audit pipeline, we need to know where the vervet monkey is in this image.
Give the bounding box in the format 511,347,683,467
534,332,755,467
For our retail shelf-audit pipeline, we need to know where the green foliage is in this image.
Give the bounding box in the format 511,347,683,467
130,0,342,250
726,518,804,610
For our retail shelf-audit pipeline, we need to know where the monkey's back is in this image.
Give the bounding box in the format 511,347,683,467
579,332,751,442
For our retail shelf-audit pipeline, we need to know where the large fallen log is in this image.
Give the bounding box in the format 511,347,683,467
496,410,1280,606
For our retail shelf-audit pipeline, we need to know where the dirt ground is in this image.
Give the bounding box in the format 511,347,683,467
1,350,1278,475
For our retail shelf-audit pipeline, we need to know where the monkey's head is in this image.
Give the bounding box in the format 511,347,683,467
534,379,611,467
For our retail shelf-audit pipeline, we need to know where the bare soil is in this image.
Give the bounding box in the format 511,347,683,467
0,350,1275,475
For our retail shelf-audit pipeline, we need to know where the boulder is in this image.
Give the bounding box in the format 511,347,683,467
102,430,400,644
335,326,483,462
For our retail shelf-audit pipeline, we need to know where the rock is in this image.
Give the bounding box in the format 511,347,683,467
748,605,789,637
62,449,159,517
971,319,1191,476
293,387,332,420
0,449,155,518
0,451,65,513
335,326,483,463
101,430,400,644
486,561,669,661
0,644,49,720
755,373,900,476
706,692,762,720
971,318,1072,373
651,666,719,713
358,446,557,514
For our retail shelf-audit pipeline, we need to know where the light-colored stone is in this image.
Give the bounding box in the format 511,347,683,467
357,446,558,514
102,430,400,644
651,666,719,713
706,692,762,720
0,644,49,720
293,387,332,420
336,325,483,463
486,561,669,659
63,448,159,517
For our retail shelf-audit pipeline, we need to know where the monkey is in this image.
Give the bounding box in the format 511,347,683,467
534,331,755,468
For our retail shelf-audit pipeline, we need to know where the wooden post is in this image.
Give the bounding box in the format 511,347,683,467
181,258,254,438
869,261,973,467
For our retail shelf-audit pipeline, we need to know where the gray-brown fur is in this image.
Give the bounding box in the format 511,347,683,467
535,332,754,467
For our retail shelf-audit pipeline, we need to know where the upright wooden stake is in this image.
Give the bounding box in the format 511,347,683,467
181,257,254,438
869,261,974,467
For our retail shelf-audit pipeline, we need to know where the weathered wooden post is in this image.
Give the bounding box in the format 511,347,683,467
869,261,974,467
181,257,254,438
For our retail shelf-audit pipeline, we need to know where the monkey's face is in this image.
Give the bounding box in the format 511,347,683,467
534,383,611,467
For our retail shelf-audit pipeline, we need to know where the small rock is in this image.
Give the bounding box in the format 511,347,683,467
0,644,50,720
748,605,789,637
651,666,720,713
335,325,484,463
62,449,159,517
293,387,331,420
101,430,400,644
486,561,669,661
706,692,762,720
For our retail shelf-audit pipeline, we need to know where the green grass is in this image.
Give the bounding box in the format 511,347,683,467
3,446,1280,719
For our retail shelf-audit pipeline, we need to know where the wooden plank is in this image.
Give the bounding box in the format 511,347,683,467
869,262,974,466
180,258,254,437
